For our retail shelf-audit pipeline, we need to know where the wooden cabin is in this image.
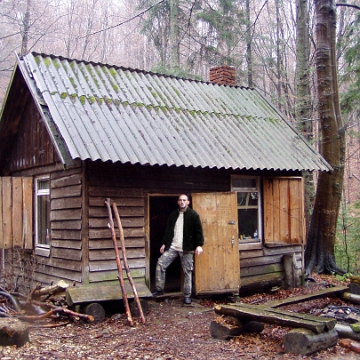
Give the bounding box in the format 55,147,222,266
0,53,332,302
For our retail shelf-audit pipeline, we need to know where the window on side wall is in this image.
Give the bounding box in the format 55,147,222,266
231,176,261,243
35,176,50,251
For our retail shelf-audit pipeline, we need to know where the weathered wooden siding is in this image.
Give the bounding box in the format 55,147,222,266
47,165,84,284
240,243,303,292
6,99,57,173
87,190,146,284
0,177,33,249
7,164,84,285
264,177,305,244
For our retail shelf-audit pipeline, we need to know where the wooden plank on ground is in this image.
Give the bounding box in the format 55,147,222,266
236,303,336,330
214,303,336,334
66,280,152,305
265,286,349,308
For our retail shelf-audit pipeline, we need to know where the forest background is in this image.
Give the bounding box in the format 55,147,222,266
0,0,360,273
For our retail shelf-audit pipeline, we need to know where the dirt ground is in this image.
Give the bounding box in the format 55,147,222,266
1,275,360,360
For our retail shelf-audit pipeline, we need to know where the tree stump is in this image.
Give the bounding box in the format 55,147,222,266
284,328,338,355
84,303,106,322
0,318,29,347
283,253,301,289
349,283,360,295
210,316,243,340
210,316,264,340
130,299,150,317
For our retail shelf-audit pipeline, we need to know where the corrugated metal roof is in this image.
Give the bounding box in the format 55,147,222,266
18,52,331,172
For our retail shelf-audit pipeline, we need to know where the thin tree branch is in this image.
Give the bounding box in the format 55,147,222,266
81,0,166,38
336,3,360,10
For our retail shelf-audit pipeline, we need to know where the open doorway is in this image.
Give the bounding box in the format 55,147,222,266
149,195,181,293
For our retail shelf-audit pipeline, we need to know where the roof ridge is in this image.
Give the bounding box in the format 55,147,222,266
28,51,249,89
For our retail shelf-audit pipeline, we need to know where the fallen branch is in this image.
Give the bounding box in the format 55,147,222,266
17,307,94,322
0,291,22,312
30,321,71,329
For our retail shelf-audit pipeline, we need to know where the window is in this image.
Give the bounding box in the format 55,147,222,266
231,176,261,242
35,177,50,248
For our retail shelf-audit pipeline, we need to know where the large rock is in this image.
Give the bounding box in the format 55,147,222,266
0,318,30,347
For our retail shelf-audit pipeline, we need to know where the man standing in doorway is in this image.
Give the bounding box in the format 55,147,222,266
152,194,204,304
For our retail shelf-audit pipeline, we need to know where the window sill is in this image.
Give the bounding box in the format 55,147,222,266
239,242,262,251
265,242,303,248
34,247,50,257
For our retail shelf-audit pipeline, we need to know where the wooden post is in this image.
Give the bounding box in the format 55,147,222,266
105,199,133,327
112,202,146,324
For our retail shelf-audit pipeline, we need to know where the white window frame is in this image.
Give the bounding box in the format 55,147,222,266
231,176,262,244
34,176,50,256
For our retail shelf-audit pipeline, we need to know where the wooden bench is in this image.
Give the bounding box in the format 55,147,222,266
212,285,350,356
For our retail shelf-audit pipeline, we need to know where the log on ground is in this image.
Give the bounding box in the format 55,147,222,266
343,292,360,305
210,316,243,340
0,318,29,347
284,328,338,356
335,323,360,341
84,303,106,322
210,316,264,340
349,283,360,295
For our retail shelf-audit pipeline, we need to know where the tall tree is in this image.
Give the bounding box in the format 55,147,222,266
305,0,346,276
295,0,314,229
169,0,180,69
245,0,253,87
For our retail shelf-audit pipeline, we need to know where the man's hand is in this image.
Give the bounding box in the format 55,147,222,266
160,244,166,254
195,246,203,256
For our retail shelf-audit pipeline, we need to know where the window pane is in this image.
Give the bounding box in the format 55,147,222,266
232,178,256,189
38,195,50,245
38,179,49,191
237,192,247,206
248,192,258,206
238,209,258,239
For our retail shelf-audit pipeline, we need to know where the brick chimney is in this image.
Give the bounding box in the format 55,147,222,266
209,65,236,86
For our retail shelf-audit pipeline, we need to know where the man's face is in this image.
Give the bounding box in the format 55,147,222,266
178,195,189,212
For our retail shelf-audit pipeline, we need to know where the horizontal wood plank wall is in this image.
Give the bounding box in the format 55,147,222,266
5,163,84,286
240,244,303,289
88,174,146,284
0,177,33,249
45,166,83,284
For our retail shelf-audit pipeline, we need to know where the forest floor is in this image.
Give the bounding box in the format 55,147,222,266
1,274,359,360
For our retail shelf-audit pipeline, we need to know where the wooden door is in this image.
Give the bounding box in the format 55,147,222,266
192,192,240,295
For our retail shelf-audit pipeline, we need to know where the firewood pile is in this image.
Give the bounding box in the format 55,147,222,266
0,280,94,326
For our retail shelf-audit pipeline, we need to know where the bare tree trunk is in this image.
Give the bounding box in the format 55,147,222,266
245,0,253,87
20,0,31,56
275,0,282,111
169,0,179,69
295,0,314,231
305,0,346,276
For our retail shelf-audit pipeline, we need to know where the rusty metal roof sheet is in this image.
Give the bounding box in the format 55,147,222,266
17,52,331,172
